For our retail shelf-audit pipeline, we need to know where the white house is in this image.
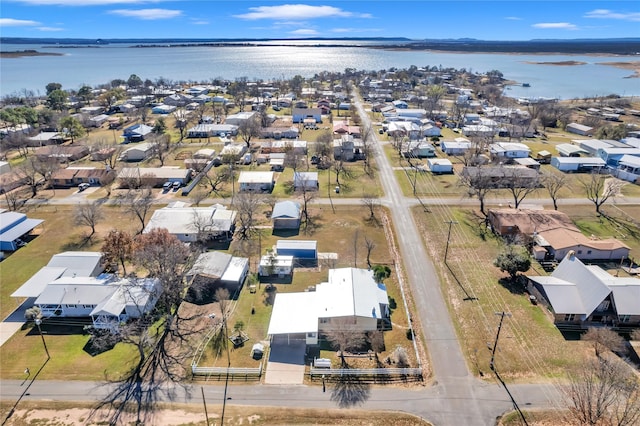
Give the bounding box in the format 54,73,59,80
225,111,258,126
427,158,453,174
272,201,301,230
612,154,640,183
144,204,236,242
489,142,531,159
238,171,275,193
551,156,606,173
35,275,161,331
292,108,322,123
267,268,390,345
566,123,594,136
293,172,319,191
118,142,155,162
258,254,294,278
441,139,472,156
528,252,640,327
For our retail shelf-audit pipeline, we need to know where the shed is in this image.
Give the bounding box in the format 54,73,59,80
293,172,319,191
258,255,294,277
272,201,301,230
551,156,606,172
427,158,453,174
276,240,317,260
556,144,588,157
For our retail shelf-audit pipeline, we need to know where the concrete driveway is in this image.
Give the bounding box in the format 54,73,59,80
264,334,306,385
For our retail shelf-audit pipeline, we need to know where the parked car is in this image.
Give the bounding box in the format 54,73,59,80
162,181,172,191
78,183,90,192
172,181,181,190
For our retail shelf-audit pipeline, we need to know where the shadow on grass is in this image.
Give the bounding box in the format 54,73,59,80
444,262,478,301
262,285,277,306
329,373,371,408
272,228,300,238
497,276,527,295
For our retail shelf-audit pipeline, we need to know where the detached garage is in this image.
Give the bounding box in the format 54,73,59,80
427,158,453,174
276,240,317,263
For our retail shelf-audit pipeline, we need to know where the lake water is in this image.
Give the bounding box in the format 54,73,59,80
1,42,639,99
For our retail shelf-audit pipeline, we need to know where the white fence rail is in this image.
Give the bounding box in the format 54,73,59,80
192,365,262,380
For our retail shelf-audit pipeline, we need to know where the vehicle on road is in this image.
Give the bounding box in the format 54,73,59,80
78,183,90,192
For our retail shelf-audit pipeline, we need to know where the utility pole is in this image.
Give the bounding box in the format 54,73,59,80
443,220,458,263
201,386,209,426
34,318,50,360
490,311,511,372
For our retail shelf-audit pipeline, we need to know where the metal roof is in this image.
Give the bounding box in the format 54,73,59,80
0,217,43,243
276,239,317,251
46,251,103,277
268,292,319,335
11,267,67,298
272,201,301,219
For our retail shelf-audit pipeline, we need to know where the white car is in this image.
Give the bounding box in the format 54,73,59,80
78,183,90,192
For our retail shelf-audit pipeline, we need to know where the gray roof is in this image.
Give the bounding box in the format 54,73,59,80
187,251,232,279
46,251,103,277
0,217,43,243
528,253,640,316
91,278,158,317
272,201,301,219
145,206,236,235
276,239,317,251
11,267,67,298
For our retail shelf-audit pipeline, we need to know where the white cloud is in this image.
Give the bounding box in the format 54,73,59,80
37,26,64,31
532,22,578,30
234,4,371,20
0,18,41,26
9,0,164,5
191,19,209,25
505,16,522,21
584,9,640,22
109,8,182,20
289,28,318,35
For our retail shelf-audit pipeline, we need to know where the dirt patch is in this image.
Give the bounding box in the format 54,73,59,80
596,60,640,78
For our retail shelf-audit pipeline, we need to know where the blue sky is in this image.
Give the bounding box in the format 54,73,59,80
1,1,639,40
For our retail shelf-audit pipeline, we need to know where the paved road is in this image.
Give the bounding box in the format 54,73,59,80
0,378,559,424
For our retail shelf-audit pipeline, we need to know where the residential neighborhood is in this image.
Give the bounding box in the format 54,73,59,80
1,62,640,426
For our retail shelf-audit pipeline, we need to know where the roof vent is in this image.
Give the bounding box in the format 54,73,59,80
567,250,575,259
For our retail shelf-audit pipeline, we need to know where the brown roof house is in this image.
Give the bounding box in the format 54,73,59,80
533,228,630,262
51,167,116,188
35,145,89,162
488,208,577,239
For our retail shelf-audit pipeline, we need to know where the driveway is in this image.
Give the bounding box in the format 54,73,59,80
264,334,306,385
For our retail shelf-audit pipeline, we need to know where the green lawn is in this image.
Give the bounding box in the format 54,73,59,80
412,205,592,382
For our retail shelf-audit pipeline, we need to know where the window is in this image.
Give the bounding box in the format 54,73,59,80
319,318,329,324
65,304,77,309
577,250,582,254
307,332,316,338
587,250,592,254
82,304,94,309
564,314,575,322
619,315,631,323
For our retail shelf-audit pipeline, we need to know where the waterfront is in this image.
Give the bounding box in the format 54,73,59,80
1,42,639,99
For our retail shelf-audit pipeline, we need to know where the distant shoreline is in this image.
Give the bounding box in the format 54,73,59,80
522,59,640,78
0,50,64,58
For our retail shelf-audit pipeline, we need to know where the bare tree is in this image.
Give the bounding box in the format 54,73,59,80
237,117,261,148
458,167,494,217
123,188,154,234
364,235,376,269
566,358,640,426
324,320,367,367
234,192,262,240
540,170,567,210
502,169,540,209
361,193,379,222
15,158,46,198
201,168,229,197
74,201,104,238
582,327,627,359
149,134,172,167
133,228,192,312
580,173,626,215
3,188,23,211
172,110,190,142
295,175,317,231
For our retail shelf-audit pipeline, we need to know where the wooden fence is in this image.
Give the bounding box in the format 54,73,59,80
191,365,262,381
309,367,423,382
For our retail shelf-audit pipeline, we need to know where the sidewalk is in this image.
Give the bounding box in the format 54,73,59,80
0,298,32,347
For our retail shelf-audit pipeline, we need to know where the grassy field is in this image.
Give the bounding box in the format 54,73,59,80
0,400,432,426
0,203,159,380
412,205,595,382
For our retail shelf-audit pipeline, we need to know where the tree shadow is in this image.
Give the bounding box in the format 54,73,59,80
272,228,300,238
498,276,527,295
60,234,92,251
262,284,277,306
329,373,371,408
